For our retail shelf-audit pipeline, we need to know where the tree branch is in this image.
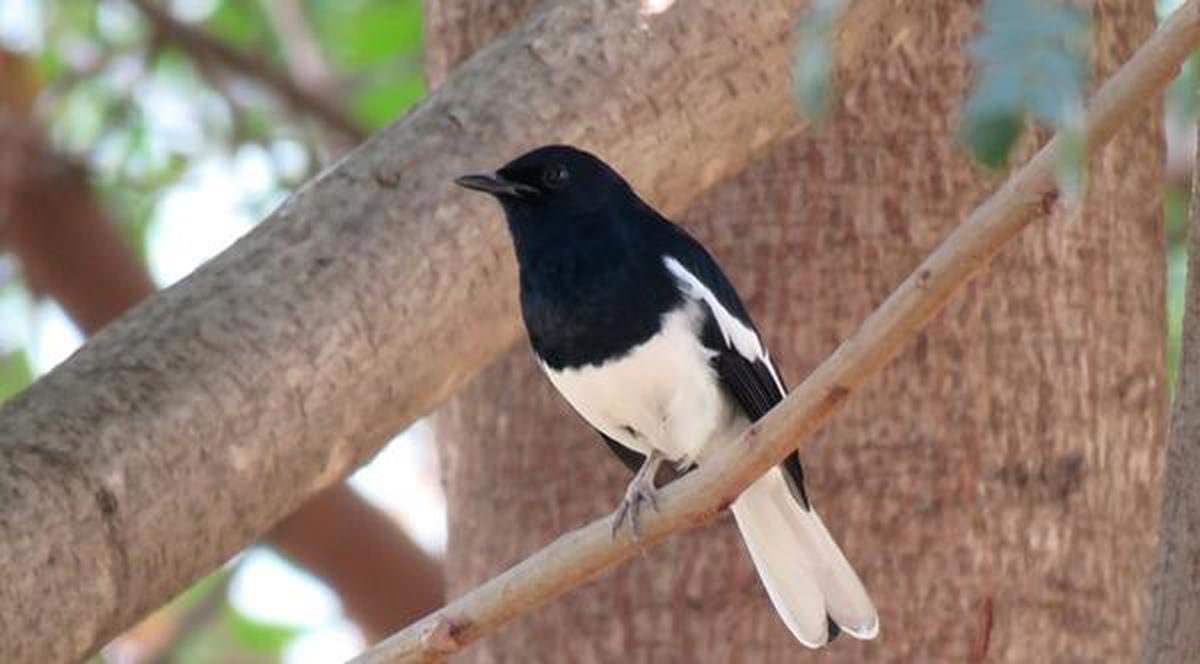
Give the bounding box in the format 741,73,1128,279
258,0,357,156
0,2,910,661
353,2,1200,661
0,106,442,643
126,0,367,142
259,0,336,95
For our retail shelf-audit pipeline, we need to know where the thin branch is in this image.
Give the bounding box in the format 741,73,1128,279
352,3,1200,662
258,0,356,155
125,0,367,142
260,0,336,95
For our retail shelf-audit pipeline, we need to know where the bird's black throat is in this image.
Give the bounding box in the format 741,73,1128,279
507,205,682,372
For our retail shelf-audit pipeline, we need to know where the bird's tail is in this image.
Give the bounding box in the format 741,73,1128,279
730,467,878,647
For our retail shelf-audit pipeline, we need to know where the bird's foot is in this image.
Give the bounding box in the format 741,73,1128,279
612,451,665,541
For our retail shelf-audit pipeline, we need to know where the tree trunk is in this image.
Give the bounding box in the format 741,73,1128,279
433,2,1164,662
1145,124,1200,663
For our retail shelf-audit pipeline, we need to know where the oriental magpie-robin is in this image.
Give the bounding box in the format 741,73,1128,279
455,145,878,647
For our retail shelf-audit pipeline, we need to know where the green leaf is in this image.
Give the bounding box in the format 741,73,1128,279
0,350,34,403
1168,241,1188,393
1054,115,1087,204
959,110,1024,169
1168,51,1200,120
51,1,99,35
309,0,424,68
173,567,233,612
205,0,275,51
1166,185,1190,394
351,74,425,128
223,605,301,655
791,0,846,121
34,48,64,82
961,0,1091,169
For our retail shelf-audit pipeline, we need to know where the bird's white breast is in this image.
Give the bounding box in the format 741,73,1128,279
541,302,742,466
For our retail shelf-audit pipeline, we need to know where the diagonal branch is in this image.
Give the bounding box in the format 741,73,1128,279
258,0,357,156
126,0,367,142
352,2,1200,662
0,97,443,642
259,0,337,95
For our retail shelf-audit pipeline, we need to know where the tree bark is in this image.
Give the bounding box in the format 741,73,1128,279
0,71,442,644
434,2,1164,662
0,2,899,661
1145,124,1200,663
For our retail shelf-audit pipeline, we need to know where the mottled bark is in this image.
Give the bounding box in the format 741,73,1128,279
435,2,1164,662
1145,123,1200,663
0,2,890,661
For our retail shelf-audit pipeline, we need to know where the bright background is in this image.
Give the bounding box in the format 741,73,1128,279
0,0,1196,662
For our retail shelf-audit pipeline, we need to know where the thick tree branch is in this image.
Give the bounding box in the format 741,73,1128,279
126,0,367,142
0,2,910,661
0,112,442,643
1145,71,1200,664
354,3,1200,662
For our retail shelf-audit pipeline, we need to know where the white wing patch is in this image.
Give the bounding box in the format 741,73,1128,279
663,255,786,394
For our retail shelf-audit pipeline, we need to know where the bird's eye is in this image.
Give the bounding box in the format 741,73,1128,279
542,163,569,190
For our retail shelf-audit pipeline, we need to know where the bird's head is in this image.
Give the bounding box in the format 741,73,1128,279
455,145,635,223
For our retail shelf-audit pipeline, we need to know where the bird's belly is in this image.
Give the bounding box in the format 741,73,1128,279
541,308,738,465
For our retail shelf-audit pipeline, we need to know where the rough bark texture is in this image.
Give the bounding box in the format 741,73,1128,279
0,2,897,661
1145,123,1200,664
434,2,1164,662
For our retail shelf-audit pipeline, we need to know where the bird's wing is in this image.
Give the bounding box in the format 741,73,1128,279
661,241,811,510
659,224,877,643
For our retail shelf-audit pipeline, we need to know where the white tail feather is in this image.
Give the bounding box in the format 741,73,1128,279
731,468,879,646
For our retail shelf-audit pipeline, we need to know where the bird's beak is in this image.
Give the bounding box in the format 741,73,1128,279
454,172,537,197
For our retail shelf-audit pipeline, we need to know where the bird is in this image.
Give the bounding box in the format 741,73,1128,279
455,145,878,647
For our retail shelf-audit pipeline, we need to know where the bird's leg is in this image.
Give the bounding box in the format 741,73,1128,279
612,449,666,540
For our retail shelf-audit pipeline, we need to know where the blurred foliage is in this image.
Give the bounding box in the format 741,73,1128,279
223,602,302,655
1167,185,1190,392
0,348,32,401
0,0,425,660
791,0,844,121
1169,51,1200,121
108,566,304,663
19,0,423,268
960,0,1091,202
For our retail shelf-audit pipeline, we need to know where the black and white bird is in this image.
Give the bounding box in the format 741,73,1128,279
455,145,878,647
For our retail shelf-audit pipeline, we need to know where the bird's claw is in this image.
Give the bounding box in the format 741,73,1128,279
611,476,660,541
